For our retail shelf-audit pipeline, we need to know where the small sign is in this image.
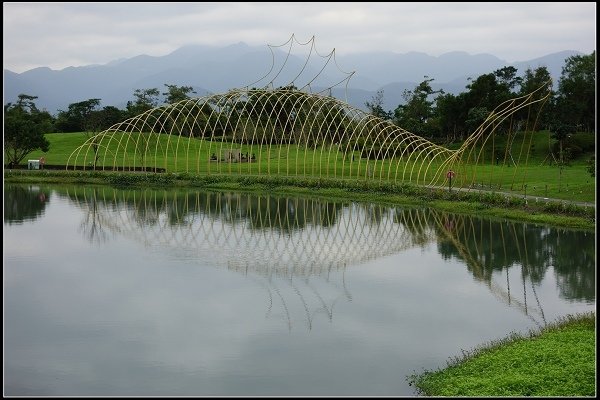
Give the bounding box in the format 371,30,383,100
28,159,40,170
39,156,46,165
446,170,455,179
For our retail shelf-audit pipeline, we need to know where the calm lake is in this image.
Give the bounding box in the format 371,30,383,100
4,183,595,396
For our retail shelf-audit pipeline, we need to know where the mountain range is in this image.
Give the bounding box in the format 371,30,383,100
3,41,582,115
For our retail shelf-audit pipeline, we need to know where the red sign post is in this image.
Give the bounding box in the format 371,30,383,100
446,170,455,191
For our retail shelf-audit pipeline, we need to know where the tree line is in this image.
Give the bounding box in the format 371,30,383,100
4,51,595,168
366,51,595,140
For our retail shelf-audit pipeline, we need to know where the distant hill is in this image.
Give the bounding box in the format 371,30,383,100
3,42,583,115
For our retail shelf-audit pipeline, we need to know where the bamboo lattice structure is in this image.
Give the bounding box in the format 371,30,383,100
67,35,552,191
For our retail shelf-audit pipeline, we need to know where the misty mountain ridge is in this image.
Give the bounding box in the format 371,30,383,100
4,41,583,115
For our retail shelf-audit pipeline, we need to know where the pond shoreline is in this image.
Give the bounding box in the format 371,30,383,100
5,170,595,230
408,312,596,396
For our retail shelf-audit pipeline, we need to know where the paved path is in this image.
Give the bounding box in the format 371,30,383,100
424,184,596,209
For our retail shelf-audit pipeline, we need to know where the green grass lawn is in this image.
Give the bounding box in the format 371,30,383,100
17,130,596,203
407,312,596,397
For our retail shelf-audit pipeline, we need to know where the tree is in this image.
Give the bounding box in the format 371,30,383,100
392,78,442,136
55,98,101,132
365,89,392,120
92,106,126,130
555,51,595,132
518,66,553,129
163,84,196,104
54,98,105,167
4,94,52,167
465,106,490,134
4,185,51,224
465,72,511,111
586,156,595,178
550,121,575,163
126,88,160,117
494,66,522,92
461,72,516,136
433,92,467,141
550,121,575,191
519,66,552,96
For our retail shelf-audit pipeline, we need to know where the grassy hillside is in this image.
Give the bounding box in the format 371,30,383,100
14,130,596,203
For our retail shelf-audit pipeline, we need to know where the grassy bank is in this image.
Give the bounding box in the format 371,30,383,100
407,312,596,397
4,169,595,230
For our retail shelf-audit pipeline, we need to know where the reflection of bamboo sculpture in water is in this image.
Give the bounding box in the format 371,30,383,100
64,186,559,330
78,187,110,244
72,188,435,276
67,35,551,193
428,212,547,328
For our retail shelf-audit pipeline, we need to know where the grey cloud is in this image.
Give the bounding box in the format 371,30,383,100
3,2,595,73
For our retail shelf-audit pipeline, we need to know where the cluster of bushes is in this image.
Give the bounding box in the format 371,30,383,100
551,132,596,162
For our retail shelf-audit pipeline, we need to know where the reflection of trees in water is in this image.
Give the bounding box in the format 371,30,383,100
550,230,595,302
393,210,564,327
56,186,595,329
425,213,596,304
4,184,51,225
391,205,595,305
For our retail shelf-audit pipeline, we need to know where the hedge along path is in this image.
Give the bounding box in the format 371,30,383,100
67,35,552,192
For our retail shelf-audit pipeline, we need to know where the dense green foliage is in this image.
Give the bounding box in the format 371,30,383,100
51,85,198,134
376,51,595,144
162,83,196,104
555,51,596,132
55,98,102,132
407,312,596,396
4,169,595,230
3,94,52,167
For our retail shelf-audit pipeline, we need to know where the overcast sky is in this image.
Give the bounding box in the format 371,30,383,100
3,2,596,73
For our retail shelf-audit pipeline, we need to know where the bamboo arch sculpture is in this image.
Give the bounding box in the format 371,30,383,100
67,35,552,191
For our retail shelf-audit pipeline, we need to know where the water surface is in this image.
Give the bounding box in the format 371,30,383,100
4,184,595,396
